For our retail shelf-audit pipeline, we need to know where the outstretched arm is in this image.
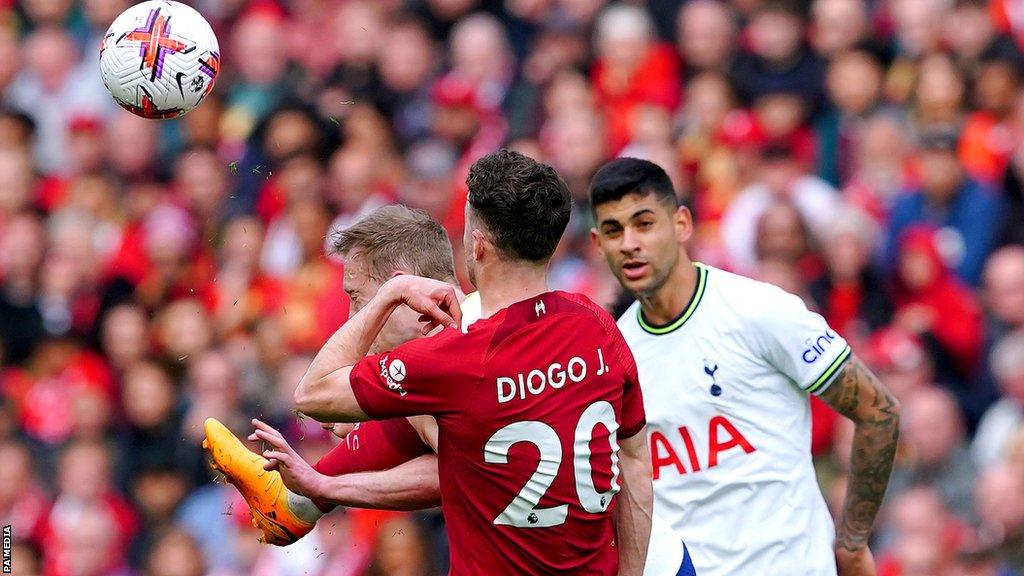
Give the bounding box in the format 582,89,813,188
613,429,653,576
818,355,901,574
314,456,441,511
293,276,461,422
252,419,442,511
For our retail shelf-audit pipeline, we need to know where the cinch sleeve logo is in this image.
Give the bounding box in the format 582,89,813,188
802,329,838,364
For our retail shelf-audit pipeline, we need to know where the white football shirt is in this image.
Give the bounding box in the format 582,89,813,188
618,264,850,576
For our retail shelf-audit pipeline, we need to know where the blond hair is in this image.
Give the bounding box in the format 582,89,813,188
330,205,456,282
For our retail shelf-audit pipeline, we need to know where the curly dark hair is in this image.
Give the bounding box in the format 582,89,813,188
466,149,571,263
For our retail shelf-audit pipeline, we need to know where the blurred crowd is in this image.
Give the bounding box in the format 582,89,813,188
1,0,1024,575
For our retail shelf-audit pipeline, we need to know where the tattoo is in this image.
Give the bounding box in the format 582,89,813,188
819,355,901,551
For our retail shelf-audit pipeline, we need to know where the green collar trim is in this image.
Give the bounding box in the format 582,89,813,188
638,264,708,336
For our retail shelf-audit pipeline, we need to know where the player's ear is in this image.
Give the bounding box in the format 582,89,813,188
471,229,487,262
589,227,600,250
674,205,694,244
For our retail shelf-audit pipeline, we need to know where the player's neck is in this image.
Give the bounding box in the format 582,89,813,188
475,263,549,318
637,257,698,326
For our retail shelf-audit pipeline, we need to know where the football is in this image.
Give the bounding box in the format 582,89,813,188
99,0,219,119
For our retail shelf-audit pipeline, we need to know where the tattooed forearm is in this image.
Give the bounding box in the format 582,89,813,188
818,355,900,551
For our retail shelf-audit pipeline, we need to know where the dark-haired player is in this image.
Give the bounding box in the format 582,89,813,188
589,157,900,576
214,151,655,575
204,203,693,575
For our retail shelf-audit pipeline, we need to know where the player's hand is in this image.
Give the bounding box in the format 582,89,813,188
384,275,462,334
835,545,877,576
249,419,326,500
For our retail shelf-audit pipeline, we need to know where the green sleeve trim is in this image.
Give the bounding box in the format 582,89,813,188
805,345,852,395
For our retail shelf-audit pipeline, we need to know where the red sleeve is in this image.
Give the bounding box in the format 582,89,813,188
312,418,432,476
349,330,469,419
616,336,646,439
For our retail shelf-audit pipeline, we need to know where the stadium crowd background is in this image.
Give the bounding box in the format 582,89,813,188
1,0,1024,574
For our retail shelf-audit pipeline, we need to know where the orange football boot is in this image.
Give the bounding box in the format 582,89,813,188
203,418,315,545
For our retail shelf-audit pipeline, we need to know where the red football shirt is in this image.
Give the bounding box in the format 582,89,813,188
349,291,646,575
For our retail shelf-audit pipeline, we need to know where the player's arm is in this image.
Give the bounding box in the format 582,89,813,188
751,287,899,573
818,355,900,570
293,275,461,422
312,455,441,511
252,419,442,510
613,428,653,576
312,418,435,476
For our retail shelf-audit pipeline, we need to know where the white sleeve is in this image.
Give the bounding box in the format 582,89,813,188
749,287,852,395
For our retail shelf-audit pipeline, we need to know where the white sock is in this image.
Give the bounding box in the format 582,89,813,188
287,490,326,523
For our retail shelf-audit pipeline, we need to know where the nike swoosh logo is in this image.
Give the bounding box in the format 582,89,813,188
175,72,186,98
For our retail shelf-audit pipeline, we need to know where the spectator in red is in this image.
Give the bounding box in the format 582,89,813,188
959,57,1021,184
892,225,984,382
103,202,216,313
449,13,533,140
592,3,680,153
677,72,748,265
861,327,934,401
241,103,336,225
0,440,49,547
268,199,348,353
430,71,508,237
2,336,113,448
750,88,819,170
209,215,283,341
42,440,138,576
